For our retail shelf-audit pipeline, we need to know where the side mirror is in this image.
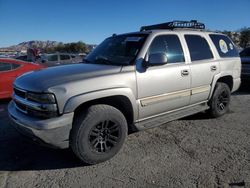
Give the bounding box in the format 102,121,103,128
146,53,168,66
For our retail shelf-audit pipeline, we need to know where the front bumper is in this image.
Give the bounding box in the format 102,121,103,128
8,101,74,149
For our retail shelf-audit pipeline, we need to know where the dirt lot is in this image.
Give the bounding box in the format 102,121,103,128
0,85,250,188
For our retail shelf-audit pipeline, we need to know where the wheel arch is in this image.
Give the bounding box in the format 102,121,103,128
64,88,138,132
209,74,233,99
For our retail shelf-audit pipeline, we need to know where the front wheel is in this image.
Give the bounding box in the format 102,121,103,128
70,105,128,164
208,82,231,118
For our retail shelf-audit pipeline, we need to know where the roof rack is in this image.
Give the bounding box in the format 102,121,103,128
140,20,205,31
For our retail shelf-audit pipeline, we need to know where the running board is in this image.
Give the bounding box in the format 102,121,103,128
135,102,209,130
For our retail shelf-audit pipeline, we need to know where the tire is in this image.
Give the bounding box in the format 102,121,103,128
208,82,231,118
70,104,128,164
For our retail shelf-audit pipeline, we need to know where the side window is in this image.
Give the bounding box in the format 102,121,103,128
185,35,213,61
210,34,239,58
148,35,185,63
12,63,21,70
47,55,58,61
60,55,70,60
0,62,12,72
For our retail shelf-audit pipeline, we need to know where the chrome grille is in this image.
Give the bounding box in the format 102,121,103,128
14,87,27,99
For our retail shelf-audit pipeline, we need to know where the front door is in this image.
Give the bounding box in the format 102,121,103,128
136,34,191,120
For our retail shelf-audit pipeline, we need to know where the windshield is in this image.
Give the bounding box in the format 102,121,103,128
84,34,148,65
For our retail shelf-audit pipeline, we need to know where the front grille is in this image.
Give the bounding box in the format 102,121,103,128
14,87,26,99
14,87,28,114
15,101,27,113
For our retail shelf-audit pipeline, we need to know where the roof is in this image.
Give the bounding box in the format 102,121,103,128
140,20,205,31
113,21,222,37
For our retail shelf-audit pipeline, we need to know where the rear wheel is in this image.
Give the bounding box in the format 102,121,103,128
70,105,127,164
208,82,231,118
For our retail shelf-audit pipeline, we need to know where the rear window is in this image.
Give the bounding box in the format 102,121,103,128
209,34,239,58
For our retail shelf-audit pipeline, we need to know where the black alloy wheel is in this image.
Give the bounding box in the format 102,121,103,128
88,120,121,153
70,105,127,164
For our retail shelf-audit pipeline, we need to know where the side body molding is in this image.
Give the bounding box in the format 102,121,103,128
63,88,139,121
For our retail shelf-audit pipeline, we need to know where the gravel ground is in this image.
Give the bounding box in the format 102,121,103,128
0,85,250,188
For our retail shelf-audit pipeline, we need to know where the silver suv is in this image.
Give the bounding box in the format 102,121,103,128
8,21,241,164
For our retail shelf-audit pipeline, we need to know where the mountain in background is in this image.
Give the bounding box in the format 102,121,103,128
0,40,61,51
0,40,96,52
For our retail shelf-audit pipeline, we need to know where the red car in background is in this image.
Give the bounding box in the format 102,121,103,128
0,58,46,99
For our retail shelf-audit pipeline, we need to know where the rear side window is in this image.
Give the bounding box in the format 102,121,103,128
0,62,12,71
210,34,239,57
185,35,213,61
148,35,185,63
47,55,58,61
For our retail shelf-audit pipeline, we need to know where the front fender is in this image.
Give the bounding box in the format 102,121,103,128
63,87,139,121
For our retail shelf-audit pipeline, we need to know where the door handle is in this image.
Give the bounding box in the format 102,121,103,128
211,65,217,71
181,70,189,76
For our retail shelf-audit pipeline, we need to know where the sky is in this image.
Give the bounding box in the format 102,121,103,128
0,0,249,47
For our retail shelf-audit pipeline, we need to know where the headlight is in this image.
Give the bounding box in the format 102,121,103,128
27,93,56,104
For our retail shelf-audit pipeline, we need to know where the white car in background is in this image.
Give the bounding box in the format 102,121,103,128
41,53,82,66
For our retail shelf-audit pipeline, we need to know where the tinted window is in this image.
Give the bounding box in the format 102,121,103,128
210,34,239,58
185,35,213,61
71,55,76,58
240,47,250,57
60,55,70,60
47,55,58,61
0,62,12,71
148,35,185,63
12,63,21,70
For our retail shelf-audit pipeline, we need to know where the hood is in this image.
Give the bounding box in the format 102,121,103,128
14,63,122,92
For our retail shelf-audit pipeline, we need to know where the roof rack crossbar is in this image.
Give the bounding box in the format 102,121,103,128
140,20,205,31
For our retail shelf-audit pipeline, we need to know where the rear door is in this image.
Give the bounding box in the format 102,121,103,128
184,34,219,104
